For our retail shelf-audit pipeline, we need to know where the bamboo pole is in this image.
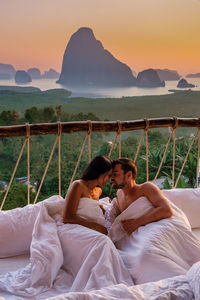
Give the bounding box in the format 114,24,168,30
0,117,200,137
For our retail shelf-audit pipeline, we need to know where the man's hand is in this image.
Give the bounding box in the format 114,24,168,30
99,204,106,214
122,219,139,235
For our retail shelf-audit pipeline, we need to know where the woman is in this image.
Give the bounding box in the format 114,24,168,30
0,155,133,298
63,155,112,234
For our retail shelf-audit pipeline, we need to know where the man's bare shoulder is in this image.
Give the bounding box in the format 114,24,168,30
140,182,173,213
139,181,160,193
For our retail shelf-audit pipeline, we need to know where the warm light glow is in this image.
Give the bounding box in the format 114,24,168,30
1,0,200,75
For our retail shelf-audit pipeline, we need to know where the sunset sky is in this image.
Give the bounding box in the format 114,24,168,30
1,0,200,76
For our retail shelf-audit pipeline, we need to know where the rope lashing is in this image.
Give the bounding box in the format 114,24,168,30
144,119,149,181
175,129,198,188
117,120,122,158
69,124,91,186
153,129,174,183
197,126,200,187
172,117,178,188
58,121,62,196
0,137,28,211
33,135,59,204
108,120,122,159
134,131,145,163
108,133,118,158
26,123,30,204
88,121,92,162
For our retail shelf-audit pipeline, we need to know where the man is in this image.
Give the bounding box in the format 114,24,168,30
111,158,173,234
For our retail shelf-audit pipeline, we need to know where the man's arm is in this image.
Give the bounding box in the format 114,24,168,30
122,182,173,234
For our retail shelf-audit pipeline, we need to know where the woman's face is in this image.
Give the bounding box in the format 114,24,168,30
97,169,112,187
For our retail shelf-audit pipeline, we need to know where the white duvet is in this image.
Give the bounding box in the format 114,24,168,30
108,196,200,284
0,195,200,300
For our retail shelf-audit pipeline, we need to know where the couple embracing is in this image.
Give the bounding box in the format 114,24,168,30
1,156,200,298
63,155,172,238
63,155,200,284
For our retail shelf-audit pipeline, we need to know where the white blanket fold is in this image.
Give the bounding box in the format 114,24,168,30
0,195,200,300
109,196,200,284
0,198,133,299
0,202,63,296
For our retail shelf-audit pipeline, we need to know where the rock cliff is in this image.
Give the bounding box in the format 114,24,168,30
155,69,181,81
15,70,32,84
0,63,16,79
186,73,200,78
136,69,165,87
43,69,60,79
177,78,195,88
57,27,137,87
27,68,42,79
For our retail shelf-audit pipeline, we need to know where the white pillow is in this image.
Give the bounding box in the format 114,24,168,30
0,195,64,258
163,188,200,229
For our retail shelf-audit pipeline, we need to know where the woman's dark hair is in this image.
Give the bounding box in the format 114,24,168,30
81,155,112,180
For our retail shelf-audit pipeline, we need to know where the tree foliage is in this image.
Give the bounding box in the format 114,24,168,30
0,107,199,210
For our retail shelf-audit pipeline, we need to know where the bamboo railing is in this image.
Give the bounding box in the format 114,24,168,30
0,117,200,137
0,117,200,210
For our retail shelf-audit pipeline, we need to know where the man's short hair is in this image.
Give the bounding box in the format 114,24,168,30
112,158,137,180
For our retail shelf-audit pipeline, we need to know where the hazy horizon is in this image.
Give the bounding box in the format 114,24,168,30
1,0,200,76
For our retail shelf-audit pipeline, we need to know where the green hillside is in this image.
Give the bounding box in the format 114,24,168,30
0,87,199,120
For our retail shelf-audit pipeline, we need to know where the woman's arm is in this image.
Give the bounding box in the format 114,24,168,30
64,215,108,234
63,181,107,235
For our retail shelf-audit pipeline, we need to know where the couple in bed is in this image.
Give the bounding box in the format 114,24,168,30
63,155,172,238
63,155,200,284
1,156,200,299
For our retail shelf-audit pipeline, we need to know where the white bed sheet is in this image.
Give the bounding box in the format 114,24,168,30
0,201,133,299
108,196,200,284
0,196,200,300
1,226,199,276
192,227,200,240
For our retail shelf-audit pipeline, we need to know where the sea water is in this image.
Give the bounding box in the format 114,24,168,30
0,78,200,98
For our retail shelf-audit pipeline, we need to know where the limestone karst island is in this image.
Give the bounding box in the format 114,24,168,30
57,27,166,88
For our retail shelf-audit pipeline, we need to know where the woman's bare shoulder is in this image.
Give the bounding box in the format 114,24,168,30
68,180,84,194
71,179,83,187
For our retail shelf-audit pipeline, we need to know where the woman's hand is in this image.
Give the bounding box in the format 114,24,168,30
90,187,102,200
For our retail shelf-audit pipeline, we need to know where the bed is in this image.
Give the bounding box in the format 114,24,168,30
0,188,200,300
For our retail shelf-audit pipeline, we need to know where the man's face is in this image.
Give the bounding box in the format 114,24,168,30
111,164,126,189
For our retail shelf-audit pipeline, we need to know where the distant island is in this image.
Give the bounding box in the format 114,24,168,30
15,70,32,84
0,63,16,80
57,27,176,88
155,69,181,81
1,27,198,88
136,69,165,88
27,68,60,79
177,78,195,88
57,27,137,87
186,73,200,78
0,63,60,84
